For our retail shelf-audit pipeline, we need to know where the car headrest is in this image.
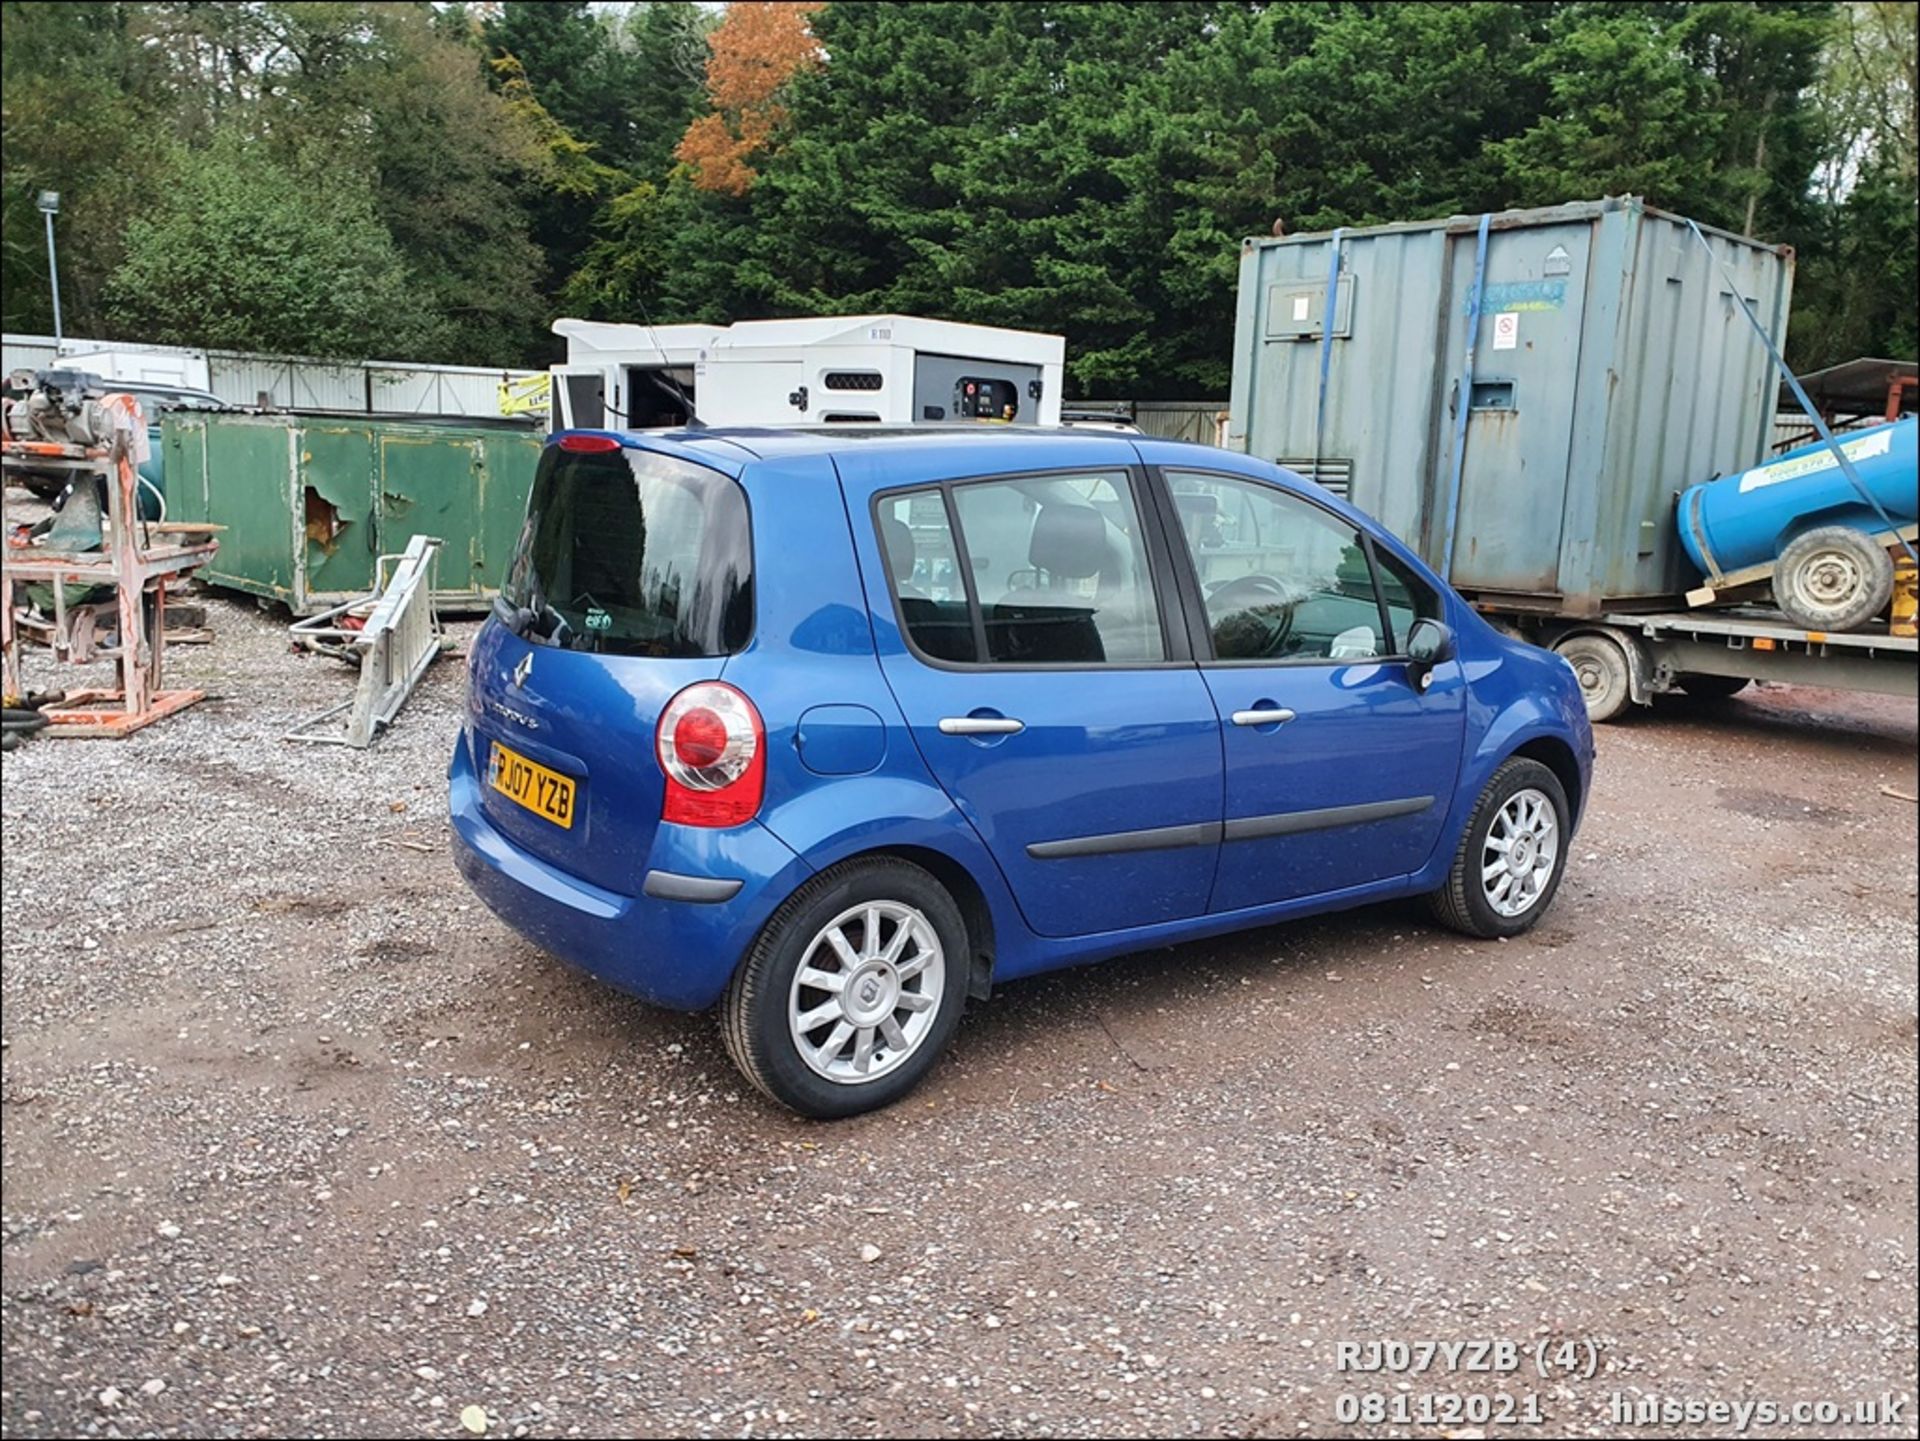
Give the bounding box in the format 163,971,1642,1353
1174,490,1220,518
878,514,916,584
1029,504,1108,581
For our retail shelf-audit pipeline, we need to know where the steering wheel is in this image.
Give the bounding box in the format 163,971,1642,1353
1206,573,1299,657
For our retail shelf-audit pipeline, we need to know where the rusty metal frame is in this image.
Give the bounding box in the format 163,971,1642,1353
1888,374,1916,423
2,394,219,736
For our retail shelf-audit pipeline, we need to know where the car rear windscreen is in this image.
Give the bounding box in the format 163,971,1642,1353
500,444,752,657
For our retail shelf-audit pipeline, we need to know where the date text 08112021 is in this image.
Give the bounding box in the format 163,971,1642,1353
1336,1392,1547,1428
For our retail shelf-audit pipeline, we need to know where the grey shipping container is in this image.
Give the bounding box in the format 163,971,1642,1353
1228,196,1793,615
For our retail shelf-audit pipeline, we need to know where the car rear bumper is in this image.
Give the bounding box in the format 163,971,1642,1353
448,742,806,1011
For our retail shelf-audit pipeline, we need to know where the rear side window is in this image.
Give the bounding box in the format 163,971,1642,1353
876,491,977,662
876,472,1165,666
501,443,751,657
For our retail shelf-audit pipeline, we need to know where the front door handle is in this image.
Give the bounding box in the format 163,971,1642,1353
1231,708,1297,727
939,716,1025,736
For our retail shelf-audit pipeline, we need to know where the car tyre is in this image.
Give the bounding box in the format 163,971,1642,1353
1427,758,1571,939
721,857,968,1119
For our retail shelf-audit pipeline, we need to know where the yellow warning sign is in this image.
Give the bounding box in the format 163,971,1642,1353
498,372,551,417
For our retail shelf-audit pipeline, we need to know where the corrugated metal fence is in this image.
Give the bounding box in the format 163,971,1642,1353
2,332,539,417
1128,401,1228,445
1769,410,1881,454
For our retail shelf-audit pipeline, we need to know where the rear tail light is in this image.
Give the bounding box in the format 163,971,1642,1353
657,682,765,826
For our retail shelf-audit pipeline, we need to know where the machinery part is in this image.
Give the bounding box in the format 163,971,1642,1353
9,472,66,502
0,690,66,712
1553,631,1635,723
4,369,120,501
286,535,444,748
1772,526,1896,632
1893,556,1918,639
1680,420,1918,586
4,368,115,448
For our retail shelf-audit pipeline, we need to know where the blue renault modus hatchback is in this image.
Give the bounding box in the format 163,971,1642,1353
451,427,1593,1117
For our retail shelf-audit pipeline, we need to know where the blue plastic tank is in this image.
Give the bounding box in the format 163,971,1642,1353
1678,416,1918,579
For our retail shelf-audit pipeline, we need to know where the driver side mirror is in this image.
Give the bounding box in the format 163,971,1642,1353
1406,618,1456,690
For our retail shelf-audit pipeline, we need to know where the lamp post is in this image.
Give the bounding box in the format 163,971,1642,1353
36,189,63,349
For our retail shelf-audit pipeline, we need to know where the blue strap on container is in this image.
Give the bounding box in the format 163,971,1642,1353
1310,228,1344,484
1438,213,1491,582
1685,217,1916,563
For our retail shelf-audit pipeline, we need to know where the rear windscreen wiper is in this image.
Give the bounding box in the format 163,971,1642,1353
493,593,575,647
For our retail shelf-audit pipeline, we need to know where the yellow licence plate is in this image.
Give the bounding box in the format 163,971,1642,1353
488,741,576,829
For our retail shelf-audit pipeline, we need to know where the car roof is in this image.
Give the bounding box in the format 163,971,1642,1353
586,423,1439,580
600,423,1235,478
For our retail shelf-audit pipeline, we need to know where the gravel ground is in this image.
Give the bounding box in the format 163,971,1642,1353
2,577,1915,1440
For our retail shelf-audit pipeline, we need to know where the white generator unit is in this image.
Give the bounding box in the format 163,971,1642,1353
62,346,212,392
550,315,1065,431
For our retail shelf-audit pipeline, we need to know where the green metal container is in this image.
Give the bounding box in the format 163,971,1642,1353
161,410,541,614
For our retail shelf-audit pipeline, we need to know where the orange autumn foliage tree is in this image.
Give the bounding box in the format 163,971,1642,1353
677,1,824,196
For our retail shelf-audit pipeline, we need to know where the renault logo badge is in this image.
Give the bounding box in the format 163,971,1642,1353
511,653,533,690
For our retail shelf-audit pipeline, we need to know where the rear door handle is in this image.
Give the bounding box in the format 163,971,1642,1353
1231,708,1297,727
939,716,1025,735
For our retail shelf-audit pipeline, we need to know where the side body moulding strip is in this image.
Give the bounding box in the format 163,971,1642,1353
1024,797,1435,860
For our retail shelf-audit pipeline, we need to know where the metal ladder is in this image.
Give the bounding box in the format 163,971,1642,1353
286,535,445,748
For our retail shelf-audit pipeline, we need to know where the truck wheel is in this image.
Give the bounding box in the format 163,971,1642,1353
1678,673,1749,700
1427,758,1571,939
721,858,968,1119
1553,633,1632,723
1773,527,1894,632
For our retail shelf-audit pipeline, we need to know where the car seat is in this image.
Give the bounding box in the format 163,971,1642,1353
987,504,1111,663
881,511,974,662
878,514,924,598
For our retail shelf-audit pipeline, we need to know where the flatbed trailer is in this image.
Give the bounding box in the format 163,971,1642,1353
1483,604,1918,716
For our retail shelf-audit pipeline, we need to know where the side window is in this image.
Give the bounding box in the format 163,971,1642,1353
952,472,1164,665
875,472,1165,666
877,490,977,663
1166,470,1385,662
1372,545,1439,653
